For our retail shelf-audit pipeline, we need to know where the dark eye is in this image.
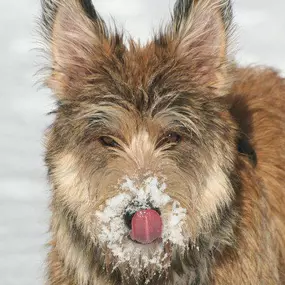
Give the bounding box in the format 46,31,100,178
166,132,182,144
99,136,120,148
157,132,182,148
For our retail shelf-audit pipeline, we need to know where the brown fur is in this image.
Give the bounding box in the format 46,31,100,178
40,0,285,284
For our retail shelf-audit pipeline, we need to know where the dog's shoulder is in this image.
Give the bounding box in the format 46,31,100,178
231,66,285,104
229,66,285,135
230,66,285,191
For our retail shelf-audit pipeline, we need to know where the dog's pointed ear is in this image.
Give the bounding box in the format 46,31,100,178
171,0,233,93
41,0,118,98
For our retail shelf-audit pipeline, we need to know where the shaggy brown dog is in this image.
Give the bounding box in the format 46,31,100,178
40,0,285,284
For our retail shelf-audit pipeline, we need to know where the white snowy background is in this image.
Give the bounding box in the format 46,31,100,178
0,0,284,284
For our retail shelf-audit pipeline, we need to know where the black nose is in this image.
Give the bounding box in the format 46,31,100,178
124,211,135,230
124,207,161,230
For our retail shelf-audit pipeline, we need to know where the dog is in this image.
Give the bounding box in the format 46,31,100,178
40,0,285,284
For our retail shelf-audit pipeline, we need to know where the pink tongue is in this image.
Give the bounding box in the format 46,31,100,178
130,209,162,244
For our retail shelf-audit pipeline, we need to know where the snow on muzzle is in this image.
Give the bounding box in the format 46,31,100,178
95,176,187,268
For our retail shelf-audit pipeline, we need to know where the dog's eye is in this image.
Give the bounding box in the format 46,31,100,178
99,136,120,148
157,132,182,148
166,132,181,144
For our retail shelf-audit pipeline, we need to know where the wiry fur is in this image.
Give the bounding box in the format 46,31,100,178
173,0,233,33
40,0,285,284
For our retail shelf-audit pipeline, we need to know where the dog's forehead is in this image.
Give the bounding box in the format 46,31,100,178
81,99,163,135
123,43,160,84
90,41,179,99
74,79,223,140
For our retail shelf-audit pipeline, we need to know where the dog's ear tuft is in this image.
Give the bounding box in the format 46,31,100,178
41,0,113,98
173,0,232,35
171,0,233,93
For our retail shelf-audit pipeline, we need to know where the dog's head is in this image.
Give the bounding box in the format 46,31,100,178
42,0,238,283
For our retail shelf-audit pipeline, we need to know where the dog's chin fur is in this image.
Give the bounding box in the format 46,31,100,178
41,0,285,284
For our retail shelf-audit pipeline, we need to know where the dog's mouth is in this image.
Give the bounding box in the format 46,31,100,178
125,208,163,244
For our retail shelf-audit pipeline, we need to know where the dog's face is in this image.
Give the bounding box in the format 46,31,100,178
43,0,238,283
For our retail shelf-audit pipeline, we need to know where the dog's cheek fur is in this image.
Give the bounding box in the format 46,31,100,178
45,135,112,284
